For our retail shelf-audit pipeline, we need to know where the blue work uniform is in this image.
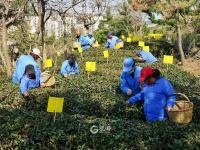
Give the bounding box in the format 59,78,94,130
60,60,79,76
106,36,123,49
88,35,95,45
138,51,158,64
128,77,176,122
12,55,42,85
121,66,142,95
20,75,40,94
78,35,91,51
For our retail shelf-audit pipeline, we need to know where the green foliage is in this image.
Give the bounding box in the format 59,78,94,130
9,22,38,54
0,48,200,149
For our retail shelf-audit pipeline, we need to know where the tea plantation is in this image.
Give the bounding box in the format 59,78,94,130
0,49,200,149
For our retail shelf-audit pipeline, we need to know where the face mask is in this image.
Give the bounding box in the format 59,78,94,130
76,35,80,39
69,61,75,67
28,73,36,79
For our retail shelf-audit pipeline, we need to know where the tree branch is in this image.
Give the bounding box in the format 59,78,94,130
31,2,39,16
44,8,52,23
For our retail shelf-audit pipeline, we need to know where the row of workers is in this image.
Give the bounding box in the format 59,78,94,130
12,47,174,122
77,31,123,50
121,57,176,122
77,31,158,64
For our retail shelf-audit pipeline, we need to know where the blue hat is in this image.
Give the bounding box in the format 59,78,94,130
107,32,113,37
137,50,142,55
123,58,135,72
89,32,93,36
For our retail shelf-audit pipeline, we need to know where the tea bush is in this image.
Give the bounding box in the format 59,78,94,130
0,48,199,149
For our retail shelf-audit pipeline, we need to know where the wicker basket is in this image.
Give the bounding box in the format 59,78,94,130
167,93,193,124
41,72,55,87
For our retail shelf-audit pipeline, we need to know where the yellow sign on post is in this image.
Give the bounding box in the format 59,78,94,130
116,43,122,49
143,46,150,52
47,97,64,113
57,51,61,56
45,59,53,68
86,62,96,72
132,36,142,41
94,41,99,48
121,35,125,39
78,47,83,53
126,37,132,43
103,50,109,58
128,33,133,37
163,55,174,64
72,48,75,52
138,41,145,47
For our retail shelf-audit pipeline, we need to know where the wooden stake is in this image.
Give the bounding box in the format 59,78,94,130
88,72,90,80
53,100,58,123
107,58,109,64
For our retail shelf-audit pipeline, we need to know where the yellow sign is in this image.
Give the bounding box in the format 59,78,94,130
93,41,99,48
78,47,83,53
138,41,145,47
126,37,132,43
128,33,133,37
143,46,150,52
121,35,125,39
72,48,75,52
103,50,109,58
47,97,64,113
86,62,96,72
45,59,53,68
132,36,142,41
57,51,61,56
163,55,174,64
148,34,163,39
116,43,123,49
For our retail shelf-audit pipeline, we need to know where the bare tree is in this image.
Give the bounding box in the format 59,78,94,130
50,0,85,45
31,0,52,64
0,0,28,77
73,0,108,30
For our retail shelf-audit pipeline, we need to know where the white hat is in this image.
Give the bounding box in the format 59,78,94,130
32,48,42,59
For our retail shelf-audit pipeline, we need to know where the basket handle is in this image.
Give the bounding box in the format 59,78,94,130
174,93,190,101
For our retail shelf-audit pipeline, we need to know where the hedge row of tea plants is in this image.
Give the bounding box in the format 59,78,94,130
0,48,199,149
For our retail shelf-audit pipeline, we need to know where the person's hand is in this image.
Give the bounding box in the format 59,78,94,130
64,74,68,78
125,101,131,107
40,83,45,88
166,107,172,111
127,89,132,96
23,92,29,97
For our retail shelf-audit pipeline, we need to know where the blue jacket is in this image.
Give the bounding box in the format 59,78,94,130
12,55,42,85
60,60,79,76
88,36,95,45
121,66,142,95
78,35,91,51
106,36,123,49
138,51,158,64
20,75,40,94
128,77,176,122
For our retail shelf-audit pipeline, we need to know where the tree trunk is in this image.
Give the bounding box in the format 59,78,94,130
62,16,67,45
61,14,70,54
2,17,12,77
176,10,185,65
41,11,46,66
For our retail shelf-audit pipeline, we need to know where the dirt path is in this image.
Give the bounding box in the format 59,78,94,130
180,58,200,77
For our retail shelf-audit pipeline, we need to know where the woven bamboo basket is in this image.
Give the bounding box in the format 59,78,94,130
41,72,55,87
167,93,193,124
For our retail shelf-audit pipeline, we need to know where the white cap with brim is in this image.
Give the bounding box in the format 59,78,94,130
32,48,42,59
123,58,135,72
